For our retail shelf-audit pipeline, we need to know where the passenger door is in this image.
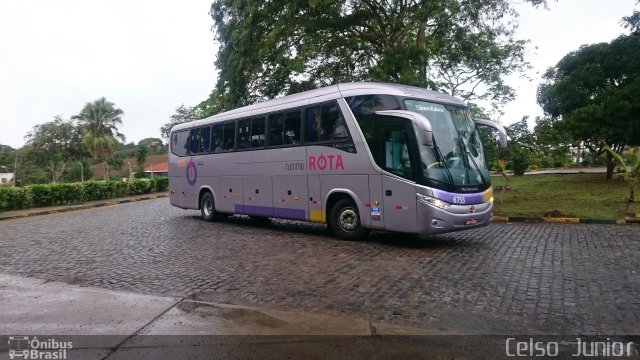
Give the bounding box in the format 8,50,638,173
379,122,419,233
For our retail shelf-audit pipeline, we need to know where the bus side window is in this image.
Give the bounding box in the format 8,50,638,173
305,102,346,143
189,127,211,154
268,113,284,146
200,127,211,153
189,129,201,154
223,122,235,150
212,124,223,153
327,105,348,140
251,117,265,148
171,130,190,157
237,119,251,149
285,110,301,144
347,94,400,117
305,106,323,142
382,125,413,179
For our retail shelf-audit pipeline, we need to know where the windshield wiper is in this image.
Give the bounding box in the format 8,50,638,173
431,139,455,188
458,137,487,188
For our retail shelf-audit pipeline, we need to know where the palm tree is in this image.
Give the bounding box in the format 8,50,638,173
73,97,125,180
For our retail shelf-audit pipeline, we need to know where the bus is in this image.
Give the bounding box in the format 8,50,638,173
168,82,507,240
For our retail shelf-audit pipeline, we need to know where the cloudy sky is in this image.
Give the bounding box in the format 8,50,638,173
0,0,637,149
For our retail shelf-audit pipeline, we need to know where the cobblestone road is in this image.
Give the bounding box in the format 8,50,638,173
1,199,638,334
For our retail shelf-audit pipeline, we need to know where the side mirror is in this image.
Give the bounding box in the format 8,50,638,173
375,110,433,147
473,118,507,148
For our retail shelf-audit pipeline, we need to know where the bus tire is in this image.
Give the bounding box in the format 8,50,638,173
200,191,217,222
329,198,370,240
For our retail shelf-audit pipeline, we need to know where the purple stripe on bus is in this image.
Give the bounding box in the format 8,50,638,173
431,189,484,205
236,204,273,217
234,204,305,220
273,207,306,220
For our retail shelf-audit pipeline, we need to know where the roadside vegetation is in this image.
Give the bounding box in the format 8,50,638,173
0,177,168,212
492,173,639,220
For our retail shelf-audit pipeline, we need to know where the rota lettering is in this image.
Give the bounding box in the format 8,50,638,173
308,154,344,171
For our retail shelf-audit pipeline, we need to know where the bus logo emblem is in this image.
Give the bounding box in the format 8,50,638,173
469,206,475,213
186,158,198,186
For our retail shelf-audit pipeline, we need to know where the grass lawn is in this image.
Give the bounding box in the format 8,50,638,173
490,173,639,220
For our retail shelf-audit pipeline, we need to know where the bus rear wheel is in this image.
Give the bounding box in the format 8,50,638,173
329,198,370,240
200,191,218,222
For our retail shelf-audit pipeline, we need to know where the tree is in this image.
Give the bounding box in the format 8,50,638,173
137,138,166,155
160,105,204,140
505,117,536,175
195,89,225,119
0,146,16,172
107,153,125,173
537,30,640,179
23,116,87,182
622,9,640,34
604,144,640,205
65,158,93,183
209,0,544,114
73,97,125,180
135,144,148,169
532,116,573,168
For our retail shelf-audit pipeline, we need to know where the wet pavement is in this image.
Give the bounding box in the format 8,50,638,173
0,198,639,336
3,274,637,359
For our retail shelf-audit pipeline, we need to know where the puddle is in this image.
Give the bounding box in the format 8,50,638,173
221,308,288,328
176,301,288,329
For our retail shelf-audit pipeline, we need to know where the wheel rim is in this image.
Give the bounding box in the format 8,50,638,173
202,197,213,217
339,207,358,231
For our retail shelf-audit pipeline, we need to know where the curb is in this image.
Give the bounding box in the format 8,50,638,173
0,193,169,221
491,215,634,225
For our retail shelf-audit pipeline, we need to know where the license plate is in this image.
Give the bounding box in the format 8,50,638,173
465,218,478,225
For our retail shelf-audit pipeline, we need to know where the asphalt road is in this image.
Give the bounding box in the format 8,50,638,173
0,198,638,335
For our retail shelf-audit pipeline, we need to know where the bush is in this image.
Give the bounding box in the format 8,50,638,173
113,181,128,198
50,183,84,205
510,147,531,176
541,156,554,169
0,188,10,210
29,184,53,207
0,178,168,212
82,181,110,201
152,177,169,192
0,187,31,211
127,179,153,195
133,171,148,179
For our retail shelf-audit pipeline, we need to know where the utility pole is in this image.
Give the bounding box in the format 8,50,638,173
79,161,84,182
13,151,18,185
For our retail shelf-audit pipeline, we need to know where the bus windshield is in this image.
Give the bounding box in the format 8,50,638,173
404,100,488,191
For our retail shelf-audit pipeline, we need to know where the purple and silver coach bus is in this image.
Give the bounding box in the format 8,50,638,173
169,82,507,240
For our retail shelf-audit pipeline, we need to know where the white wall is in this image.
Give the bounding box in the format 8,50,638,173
0,172,14,184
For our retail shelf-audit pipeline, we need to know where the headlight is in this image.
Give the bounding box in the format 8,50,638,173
488,196,494,205
416,193,451,209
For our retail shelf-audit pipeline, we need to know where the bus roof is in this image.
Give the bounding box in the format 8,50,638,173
171,82,466,132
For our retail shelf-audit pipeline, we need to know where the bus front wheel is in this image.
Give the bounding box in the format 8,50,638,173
329,198,370,240
200,191,218,222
